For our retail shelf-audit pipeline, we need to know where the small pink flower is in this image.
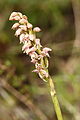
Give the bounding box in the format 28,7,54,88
23,15,28,20
35,38,42,48
33,27,41,32
33,63,48,79
41,47,52,57
40,69,48,78
30,52,39,63
9,12,22,21
22,41,31,51
25,47,36,55
43,47,52,53
15,28,22,37
39,69,48,81
19,34,29,43
29,34,35,41
32,63,42,73
19,18,28,24
33,62,48,79
30,52,38,59
19,25,27,31
19,33,25,43
11,23,20,30
35,63,42,71
27,23,33,29
24,34,29,41
9,12,18,20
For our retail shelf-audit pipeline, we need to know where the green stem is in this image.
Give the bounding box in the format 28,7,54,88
48,76,63,120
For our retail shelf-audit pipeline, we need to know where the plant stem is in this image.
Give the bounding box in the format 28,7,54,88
48,76,63,120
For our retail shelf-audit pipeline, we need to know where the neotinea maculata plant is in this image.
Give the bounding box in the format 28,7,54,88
9,12,63,120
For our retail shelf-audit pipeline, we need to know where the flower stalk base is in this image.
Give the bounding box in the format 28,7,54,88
48,76,63,120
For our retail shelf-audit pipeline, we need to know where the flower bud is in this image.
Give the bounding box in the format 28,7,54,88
23,15,28,20
11,23,20,30
27,23,33,29
15,28,22,37
9,12,17,20
19,25,27,31
33,27,41,32
43,47,52,52
19,18,28,24
19,33,25,43
9,12,22,21
30,52,39,63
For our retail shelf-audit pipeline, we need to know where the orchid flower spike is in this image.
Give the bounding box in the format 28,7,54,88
9,12,52,81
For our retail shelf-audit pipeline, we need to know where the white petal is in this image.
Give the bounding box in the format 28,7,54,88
12,23,20,30
19,34,25,43
27,23,33,29
15,28,22,37
33,27,41,32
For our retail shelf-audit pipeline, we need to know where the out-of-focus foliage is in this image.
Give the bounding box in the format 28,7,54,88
0,0,80,120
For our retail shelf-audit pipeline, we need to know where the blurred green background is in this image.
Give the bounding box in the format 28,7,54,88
0,0,80,120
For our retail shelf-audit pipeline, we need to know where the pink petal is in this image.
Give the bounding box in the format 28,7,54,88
9,12,17,20
43,47,52,52
27,47,36,54
32,69,39,73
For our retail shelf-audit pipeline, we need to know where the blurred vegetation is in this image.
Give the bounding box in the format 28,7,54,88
0,0,80,120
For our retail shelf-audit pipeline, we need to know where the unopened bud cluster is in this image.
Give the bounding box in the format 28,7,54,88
9,12,52,81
